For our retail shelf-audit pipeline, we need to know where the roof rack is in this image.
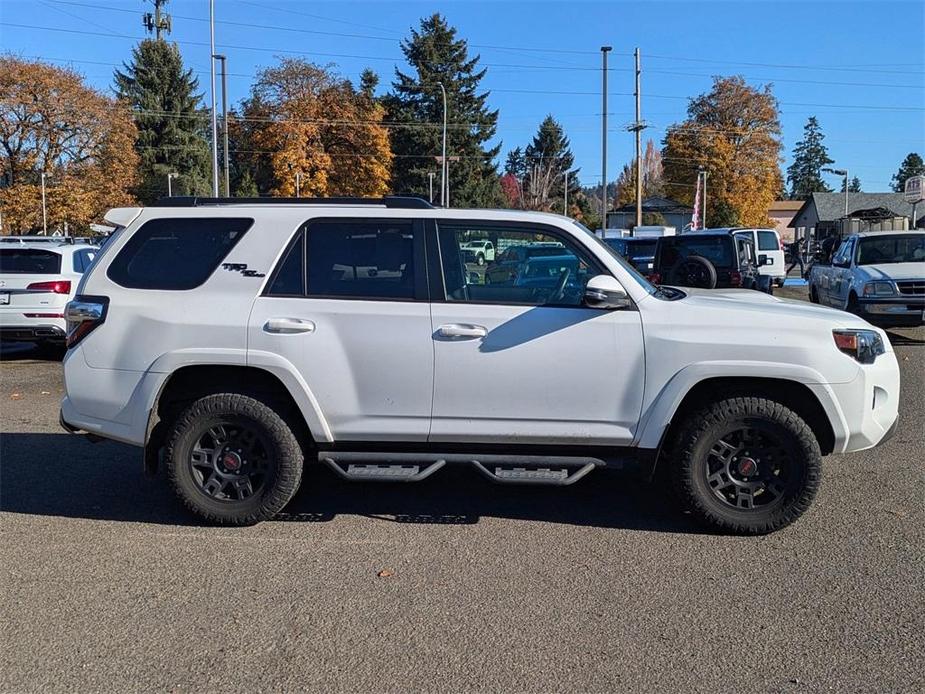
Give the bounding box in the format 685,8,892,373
153,195,434,210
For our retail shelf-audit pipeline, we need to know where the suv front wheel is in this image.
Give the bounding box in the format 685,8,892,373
671,397,821,534
165,393,304,525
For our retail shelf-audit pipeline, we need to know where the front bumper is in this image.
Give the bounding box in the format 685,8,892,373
857,296,925,327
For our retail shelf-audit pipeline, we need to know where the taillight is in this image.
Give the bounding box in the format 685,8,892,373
729,271,742,287
27,280,71,294
64,295,109,349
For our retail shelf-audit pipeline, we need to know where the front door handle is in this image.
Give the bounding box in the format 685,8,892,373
438,323,487,339
264,317,315,334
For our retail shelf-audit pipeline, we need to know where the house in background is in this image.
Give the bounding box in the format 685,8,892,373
789,192,919,241
606,196,693,231
768,200,803,243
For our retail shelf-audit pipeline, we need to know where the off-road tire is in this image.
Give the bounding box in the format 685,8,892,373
165,393,303,525
669,255,717,289
671,397,821,534
809,285,820,303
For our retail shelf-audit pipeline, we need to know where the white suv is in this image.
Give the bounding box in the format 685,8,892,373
0,240,99,348
60,197,900,534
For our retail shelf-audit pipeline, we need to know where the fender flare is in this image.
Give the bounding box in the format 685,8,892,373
635,361,850,451
143,348,333,445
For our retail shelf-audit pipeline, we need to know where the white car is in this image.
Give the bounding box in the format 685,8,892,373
0,241,99,347
460,239,495,265
60,197,899,534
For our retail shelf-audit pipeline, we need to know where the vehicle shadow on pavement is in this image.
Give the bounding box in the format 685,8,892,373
886,330,925,347
0,433,705,534
0,341,64,362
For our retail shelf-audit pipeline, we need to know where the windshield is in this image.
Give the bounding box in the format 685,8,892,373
856,235,925,265
573,221,657,294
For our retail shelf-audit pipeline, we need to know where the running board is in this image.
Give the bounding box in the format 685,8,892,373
318,451,607,486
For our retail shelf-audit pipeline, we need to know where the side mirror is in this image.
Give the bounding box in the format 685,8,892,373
584,274,631,310
832,259,849,268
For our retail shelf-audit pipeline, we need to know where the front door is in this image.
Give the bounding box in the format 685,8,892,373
248,218,434,441
428,221,645,446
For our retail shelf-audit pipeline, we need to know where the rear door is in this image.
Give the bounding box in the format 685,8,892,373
0,248,69,319
428,220,645,445
248,217,434,441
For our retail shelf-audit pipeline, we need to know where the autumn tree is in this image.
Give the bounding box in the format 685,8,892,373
614,139,665,208
234,59,391,197
0,57,138,234
891,152,924,192
786,116,833,199
114,39,211,203
662,76,782,227
385,14,502,207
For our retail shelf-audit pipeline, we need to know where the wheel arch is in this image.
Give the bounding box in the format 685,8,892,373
642,373,838,479
143,364,323,475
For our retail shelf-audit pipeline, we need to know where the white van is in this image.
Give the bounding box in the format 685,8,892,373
694,228,786,285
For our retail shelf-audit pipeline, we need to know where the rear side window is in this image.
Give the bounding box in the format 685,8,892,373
265,231,305,296
305,219,422,300
107,218,252,290
72,248,98,273
757,231,779,251
0,249,62,274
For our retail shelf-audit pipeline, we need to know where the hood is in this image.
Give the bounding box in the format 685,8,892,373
674,287,870,326
855,262,925,281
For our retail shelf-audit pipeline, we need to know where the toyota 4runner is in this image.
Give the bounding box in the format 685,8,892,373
60,197,900,534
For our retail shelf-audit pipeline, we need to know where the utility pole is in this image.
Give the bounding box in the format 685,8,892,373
213,54,230,196
167,172,178,197
208,0,219,197
700,168,708,229
633,48,644,228
142,0,172,39
823,167,849,220
295,172,301,198
40,172,50,235
428,172,435,203
600,46,612,231
564,170,569,215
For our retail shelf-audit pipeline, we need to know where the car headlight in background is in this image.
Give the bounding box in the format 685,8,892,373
863,281,895,296
833,329,885,364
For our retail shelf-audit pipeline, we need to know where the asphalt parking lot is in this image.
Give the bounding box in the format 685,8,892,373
1,293,923,693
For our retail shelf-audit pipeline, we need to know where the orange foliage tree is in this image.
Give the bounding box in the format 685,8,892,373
662,76,783,227
233,59,391,198
0,57,139,234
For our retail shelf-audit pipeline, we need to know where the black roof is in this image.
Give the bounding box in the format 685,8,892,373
154,195,433,209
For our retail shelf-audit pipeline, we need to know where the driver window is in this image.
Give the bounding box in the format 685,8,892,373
436,223,598,307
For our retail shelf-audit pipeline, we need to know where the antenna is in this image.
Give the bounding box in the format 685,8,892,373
142,0,172,39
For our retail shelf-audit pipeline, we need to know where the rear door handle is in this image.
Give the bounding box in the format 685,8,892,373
437,323,487,339
264,317,315,334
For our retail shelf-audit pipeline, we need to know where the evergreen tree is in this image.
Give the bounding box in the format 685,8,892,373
521,115,579,210
891,152,924,192
504,147,527,179
786,116,833,200
115,39,211,203
385,14,502,207
359,68,379,100
841,176,862,193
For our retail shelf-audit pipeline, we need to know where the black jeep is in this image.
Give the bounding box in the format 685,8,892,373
652,232,767,291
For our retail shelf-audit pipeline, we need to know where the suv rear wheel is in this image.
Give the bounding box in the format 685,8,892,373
671,397,821,534
165,393,304,525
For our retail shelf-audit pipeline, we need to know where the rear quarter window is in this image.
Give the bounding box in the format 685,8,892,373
757,231,779,251
107,217,252,290
0,249,62,274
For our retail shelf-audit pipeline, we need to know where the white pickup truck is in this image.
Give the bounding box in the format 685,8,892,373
808,231,925,328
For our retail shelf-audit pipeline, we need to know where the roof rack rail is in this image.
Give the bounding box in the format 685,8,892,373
153,195,434,210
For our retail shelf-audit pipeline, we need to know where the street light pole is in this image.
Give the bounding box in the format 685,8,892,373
437,82,448,207
600,46,612,230
208,0,219,197
428,172,435,203
564,170,569,215
213,53,230,197
823,166,849,219
40,172,50,235
295,172,301,198
167,172,178,197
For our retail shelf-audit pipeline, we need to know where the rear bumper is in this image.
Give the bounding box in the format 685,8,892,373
0,324,66,341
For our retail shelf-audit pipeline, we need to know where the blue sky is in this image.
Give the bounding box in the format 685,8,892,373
1,0,923,192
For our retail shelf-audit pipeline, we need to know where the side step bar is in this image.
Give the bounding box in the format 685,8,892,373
318,451,609,486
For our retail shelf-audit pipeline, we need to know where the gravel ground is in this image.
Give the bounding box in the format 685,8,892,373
1,293,923,693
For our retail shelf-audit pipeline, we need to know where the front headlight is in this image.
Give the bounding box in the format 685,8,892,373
863,281,895,296
833,329,885,364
